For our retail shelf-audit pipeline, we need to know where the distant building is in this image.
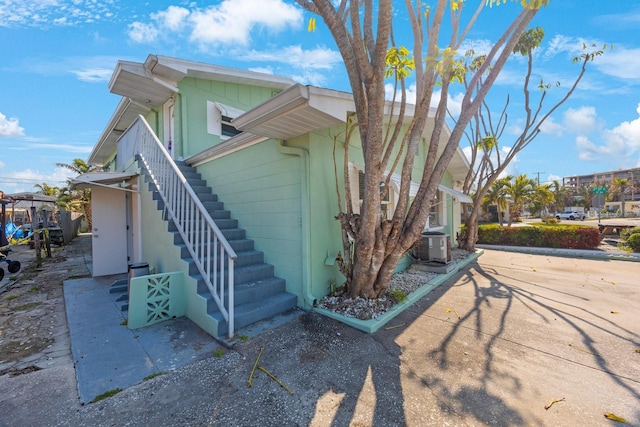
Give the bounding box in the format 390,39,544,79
563,167,639,201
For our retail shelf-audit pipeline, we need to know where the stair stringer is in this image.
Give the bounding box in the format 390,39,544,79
136,167,223,338
136,158,297,339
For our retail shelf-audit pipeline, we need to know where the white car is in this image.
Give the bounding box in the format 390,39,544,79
555,211,585,221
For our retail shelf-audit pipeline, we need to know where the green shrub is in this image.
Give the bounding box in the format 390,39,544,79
626,233,640,252
620,227,640,241
477,224,600,249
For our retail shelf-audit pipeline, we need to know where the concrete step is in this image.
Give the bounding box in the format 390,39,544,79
209,292,298,336
190,262,275,286
141,157,293,338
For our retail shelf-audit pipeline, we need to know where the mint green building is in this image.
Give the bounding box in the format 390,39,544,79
77,55,471,339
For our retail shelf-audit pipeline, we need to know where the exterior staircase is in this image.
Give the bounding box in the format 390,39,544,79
140,159,297,337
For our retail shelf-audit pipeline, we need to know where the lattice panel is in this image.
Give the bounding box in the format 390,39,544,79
145,275,172,323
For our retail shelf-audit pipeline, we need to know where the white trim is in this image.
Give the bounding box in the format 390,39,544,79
71,172,139,192
207,101,245,138
438,184,473,203
186,132,268,167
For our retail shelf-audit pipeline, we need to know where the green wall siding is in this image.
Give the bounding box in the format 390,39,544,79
196,139,304,305
177,78,278,157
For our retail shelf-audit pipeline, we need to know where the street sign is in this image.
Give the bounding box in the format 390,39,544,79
592,186,606,194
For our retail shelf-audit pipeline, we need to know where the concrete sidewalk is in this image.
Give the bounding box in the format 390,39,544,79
1,247,638,426
64,275,223,404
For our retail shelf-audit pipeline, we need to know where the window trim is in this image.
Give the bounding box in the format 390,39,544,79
206,101,244,139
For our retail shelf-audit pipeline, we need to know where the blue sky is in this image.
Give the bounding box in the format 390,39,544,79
1,0,639,194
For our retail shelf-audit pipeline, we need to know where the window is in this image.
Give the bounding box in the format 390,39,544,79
206,101,244,139
428,190,442,228
358,171,391,219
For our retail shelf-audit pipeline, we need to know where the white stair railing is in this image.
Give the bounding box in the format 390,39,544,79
120,115,237,338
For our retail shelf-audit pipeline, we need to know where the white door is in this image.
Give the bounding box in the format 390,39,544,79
91,186,128,276
163,99,175,158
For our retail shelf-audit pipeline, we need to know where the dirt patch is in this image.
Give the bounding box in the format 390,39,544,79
599,235,624,252
0,239,90,377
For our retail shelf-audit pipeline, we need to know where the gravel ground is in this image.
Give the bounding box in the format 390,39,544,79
317,249,473,320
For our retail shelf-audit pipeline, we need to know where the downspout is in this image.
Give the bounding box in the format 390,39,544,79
278,141,315,309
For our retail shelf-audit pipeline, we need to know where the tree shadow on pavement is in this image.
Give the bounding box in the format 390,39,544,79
424,260,640,426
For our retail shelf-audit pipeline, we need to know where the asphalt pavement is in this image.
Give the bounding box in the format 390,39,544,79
0,234,638,426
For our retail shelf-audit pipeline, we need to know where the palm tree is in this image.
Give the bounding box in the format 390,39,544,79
608,177,629,217
34,182,60,197
549,180,569,213
505,174,535,226
529,183,554,221
576,184,596,210
56,158,100,229
483,177,510,226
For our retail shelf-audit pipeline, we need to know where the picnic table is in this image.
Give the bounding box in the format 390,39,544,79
598,224,636,235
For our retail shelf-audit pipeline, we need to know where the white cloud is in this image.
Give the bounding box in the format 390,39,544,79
0,0,117,28
128,21,159,43
385,85,464,118
25,55,121,83
575,103,640,165
563,106,597,134
500,146,519,178
543,34,640,80
7,141,93,154
71,67,112,82
0,166,77,194
189,0,301,47
539,117,563,137
242,45,341,70
248,66,274,75
547,173,562,184
0,112,25,138
128,0,302,48
591,46,640,80
458,39,494,57
152,6,189,32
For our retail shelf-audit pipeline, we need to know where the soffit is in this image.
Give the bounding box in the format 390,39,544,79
89,98,149,166
70,172,139,190
232,84,351,140
109,61,174,108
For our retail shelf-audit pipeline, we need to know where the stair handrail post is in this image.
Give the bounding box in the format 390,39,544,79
126,114,237,338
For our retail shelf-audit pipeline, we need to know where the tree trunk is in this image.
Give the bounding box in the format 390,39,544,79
461,205,482,252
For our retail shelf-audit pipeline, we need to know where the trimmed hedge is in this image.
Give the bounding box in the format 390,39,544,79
620,227,640,252
477,224,601,249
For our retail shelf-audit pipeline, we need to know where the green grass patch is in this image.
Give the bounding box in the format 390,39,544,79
390,289,408,303
6,295,19,301
120,319,128,326
213,348,224,358
67,274,92,280
12,302,41,311
143,372,164,381
91,388,123,403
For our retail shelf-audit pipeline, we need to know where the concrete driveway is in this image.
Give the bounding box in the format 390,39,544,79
1,249,638,426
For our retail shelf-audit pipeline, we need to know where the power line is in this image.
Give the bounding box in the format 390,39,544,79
531,171,546,186
0,177,69,184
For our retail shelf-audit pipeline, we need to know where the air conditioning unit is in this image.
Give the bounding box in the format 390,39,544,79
412,232,451,264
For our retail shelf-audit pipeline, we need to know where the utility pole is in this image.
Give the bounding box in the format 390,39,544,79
532,171,546,186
